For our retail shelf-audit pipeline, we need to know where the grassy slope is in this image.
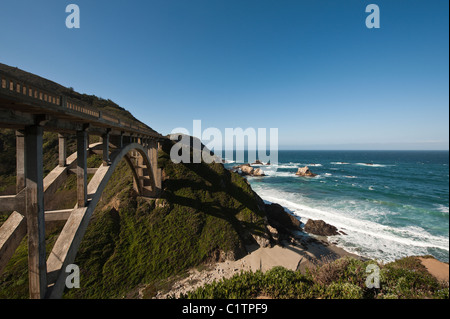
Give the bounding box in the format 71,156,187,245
64,139,268,299
0,136,269,299
0,63,268,298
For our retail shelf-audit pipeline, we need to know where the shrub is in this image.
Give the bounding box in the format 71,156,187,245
324,282,364,299
380,257,441,299
183,256,449,300
261,266,312,299
434,288,449,299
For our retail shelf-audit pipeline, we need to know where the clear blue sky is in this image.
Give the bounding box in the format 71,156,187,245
0,0,448,150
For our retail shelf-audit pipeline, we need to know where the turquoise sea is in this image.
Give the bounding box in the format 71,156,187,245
224,151,449,262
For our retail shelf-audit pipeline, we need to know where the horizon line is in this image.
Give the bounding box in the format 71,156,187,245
220,149,450,152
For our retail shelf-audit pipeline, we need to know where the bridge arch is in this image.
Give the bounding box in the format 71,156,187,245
0,67,163,299
45,142,160,298
0,139,162,299
122,145,158,197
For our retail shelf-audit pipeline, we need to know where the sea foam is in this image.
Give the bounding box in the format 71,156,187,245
253,186,449,262
355,163,391,168
435,204,449,214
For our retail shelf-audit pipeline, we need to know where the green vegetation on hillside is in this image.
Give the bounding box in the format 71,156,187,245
0,128,99,196
63,139,268,298
0,135,270,299
181,256,449,299
1,63,266,297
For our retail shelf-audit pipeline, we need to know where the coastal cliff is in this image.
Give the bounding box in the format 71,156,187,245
0,64,276,298
0,130,277,298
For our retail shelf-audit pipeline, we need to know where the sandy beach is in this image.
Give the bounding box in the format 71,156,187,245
418,257,449,283
148,233,449,299
150,235,362,299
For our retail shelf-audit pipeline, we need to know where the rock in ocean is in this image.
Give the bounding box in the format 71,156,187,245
304,219,339,236
295,166,317,177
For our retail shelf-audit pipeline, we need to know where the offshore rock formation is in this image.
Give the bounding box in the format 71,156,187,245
232,164,266,176
295,166,317,177
304,219,339,236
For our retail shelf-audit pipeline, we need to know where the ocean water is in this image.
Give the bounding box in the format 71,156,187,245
224,151,449,263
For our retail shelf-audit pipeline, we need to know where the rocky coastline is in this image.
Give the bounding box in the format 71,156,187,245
151,192,365,299
149,161,449,299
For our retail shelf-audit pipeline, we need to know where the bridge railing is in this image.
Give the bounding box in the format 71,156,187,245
1,74,61,107
64,96,100,118
0,70,158,137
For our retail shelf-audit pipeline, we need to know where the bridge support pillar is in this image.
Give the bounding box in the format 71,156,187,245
58,134,67,167
16,130,26,194
136,150,144,191
76,130,88,208
24,125,47,299
119,132,124,148
148,139,162,195
102,131,110,166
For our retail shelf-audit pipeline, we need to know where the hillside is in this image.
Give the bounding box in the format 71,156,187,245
0,62,275,298
0,128,275,298
0,62,159,136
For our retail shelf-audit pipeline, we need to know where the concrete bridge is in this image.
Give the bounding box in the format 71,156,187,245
0,69,164,298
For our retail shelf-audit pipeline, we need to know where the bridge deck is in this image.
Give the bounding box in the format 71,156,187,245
0,69,162,140
0,66,163,299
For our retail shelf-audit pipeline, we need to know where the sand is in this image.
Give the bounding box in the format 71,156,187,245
150,237,362,299
146,235,449,299
418,257,449,283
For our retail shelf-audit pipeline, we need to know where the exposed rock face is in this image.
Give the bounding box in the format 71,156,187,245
304,219,339,236
265,203,301,232
295,166,317,177
240,164,254,175
252,232,271,248
210,244,247,262
232,164,266,176
253,168,265,176
251,160,264,165
266,224,280,244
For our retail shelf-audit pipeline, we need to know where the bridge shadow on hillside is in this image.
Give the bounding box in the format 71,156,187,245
170,161,367,268
162,162,268,243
